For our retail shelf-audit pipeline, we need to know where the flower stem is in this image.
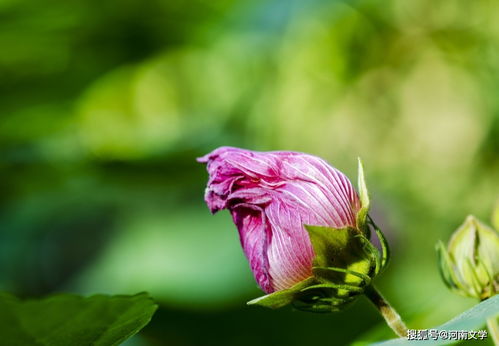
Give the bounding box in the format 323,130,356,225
487,317,499,346
364,285,408,338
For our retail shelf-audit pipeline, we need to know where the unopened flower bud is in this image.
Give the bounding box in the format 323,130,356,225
198,147,389,311
437,215,499,300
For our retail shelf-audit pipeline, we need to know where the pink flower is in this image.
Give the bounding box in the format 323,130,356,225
198,147,361,294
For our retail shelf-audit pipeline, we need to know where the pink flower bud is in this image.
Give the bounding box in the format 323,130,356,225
198,147,361,294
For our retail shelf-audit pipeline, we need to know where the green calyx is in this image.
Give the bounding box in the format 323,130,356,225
295,222,389,312
248,160,392,312
436,215,499,300
248,222,390,312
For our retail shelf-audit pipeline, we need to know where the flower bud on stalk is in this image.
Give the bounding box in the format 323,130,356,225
436,208,499,345
437,215,499,300
198,147,407,336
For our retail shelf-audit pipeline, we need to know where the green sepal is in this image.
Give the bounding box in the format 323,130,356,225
304,225,375,287
368,216,391,272
247,277,315,309
356,158,370,234
435,240,478,298
479,257,497,298
292,293,357,313
356,233,382,276
312,266,372,286
466,257,484,298
436,240,459,290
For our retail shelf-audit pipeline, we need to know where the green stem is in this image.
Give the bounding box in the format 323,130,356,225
487,317,499,346
364,285,408,338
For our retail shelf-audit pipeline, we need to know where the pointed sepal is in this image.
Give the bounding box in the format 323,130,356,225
356,158,370,233
247,278,315,309
367,216,391,273
436,240,459,291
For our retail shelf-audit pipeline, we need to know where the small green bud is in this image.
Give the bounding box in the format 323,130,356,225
437,215,499,300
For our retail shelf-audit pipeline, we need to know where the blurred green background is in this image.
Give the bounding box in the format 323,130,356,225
0,0,498,344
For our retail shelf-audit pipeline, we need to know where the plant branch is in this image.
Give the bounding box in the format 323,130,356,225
364,285,408,338
487,317,499,346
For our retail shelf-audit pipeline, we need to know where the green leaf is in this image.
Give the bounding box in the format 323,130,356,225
356,158,370,232
247,278,315,309
371,294,499,345
0,292,158,346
